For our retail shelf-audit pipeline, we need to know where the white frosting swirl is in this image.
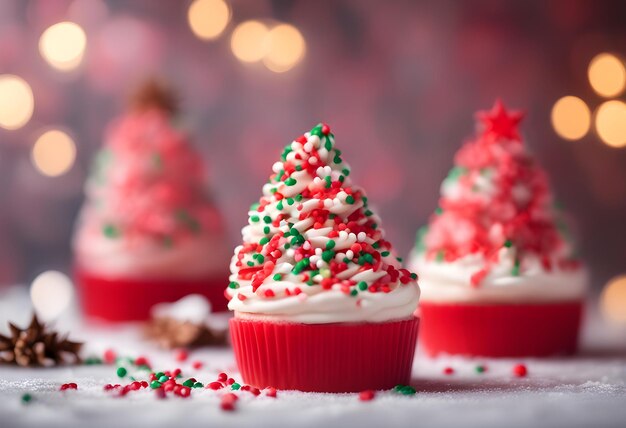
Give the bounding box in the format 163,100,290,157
408,249,587,304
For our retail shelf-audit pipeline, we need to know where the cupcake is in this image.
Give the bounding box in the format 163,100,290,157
408,101,587,357
73,80,230,322
226,123,420,392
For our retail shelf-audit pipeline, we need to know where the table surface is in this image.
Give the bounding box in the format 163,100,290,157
1,287,626,428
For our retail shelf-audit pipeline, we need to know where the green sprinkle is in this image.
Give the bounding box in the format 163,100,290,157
345,195,355,204
193,382,204,388
396,257,403,262
295,164,303,171
229,281,239,289
259,237,269,245
250,202,260,211
372,241,380,249
159,375,169,383
436,251,445,262
272,273,282,281
310,124,323,137
276,200,284,210
264,226,271,234
250,215,260,222
155,372,164,379
322,250,335,263
512,260,520,276
371,223,378,230
231,383,241,390
324,176,332,188
286,197,295,205
21,393,33,404
247,261,254,267
295,194,303,201
326,240,336,250
475,365,486,374
150,381,162,389
263,216,272,223
410,273,417,279
364,209,373,216
292,258,310,274
285,177,297,186
504,240,513,248
116,367,127,378
350,289,358,296
103,224,119,238
281,145,293,161
362,196,368,205
324,137,332,151
342,168,350,176
358,281,368,291
284,243,291,249
182,379,195,387
381,251,390,257
393,384,416,395
435,207,443,215
333,156,342,164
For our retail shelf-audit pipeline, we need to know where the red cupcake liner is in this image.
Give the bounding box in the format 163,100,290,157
419,300,583,357
75,268,229,322
230,317,419,393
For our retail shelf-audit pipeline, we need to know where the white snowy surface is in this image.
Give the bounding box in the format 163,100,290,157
1,286,626,428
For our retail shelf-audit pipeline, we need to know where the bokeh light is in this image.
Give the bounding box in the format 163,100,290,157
30,270,74,321
595,100,626,148
600,275,626,324
588,53,626,98
551,96,591,140
263,24,306,73
39,21,87,71
230,20,269,63
0,75,34,130
188,0,230,41
31,130,77,177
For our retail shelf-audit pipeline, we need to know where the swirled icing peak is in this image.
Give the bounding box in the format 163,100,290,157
226,124,420,323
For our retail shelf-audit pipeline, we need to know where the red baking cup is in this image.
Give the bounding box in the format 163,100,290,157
75,268,229,322
230,317,419,393
419,300,583,357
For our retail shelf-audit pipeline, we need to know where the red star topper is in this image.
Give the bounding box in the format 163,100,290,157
476,99,525,141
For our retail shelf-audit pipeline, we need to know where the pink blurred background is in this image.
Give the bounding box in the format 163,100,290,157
1,0,625,297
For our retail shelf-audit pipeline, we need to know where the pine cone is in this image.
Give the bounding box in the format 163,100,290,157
0,315,82,367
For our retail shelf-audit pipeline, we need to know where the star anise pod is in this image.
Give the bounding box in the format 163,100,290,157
0,314,82,367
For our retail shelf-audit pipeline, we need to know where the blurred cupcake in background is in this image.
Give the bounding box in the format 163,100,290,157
408,101,587,357
73,79,230,322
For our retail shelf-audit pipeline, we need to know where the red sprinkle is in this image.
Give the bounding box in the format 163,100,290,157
207,382,224,390
192,361,203,370
265,387,277,398
217,372,228,382
155,388,166,399
60,383,78,391
359,390,375,401
103,349,116,364
134,356,149,367
174,349,189,362
443,367,455,375
513,364,528,377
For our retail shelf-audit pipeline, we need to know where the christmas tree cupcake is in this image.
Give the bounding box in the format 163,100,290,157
409,101,587,357
73,80,230,321
226,123,420,392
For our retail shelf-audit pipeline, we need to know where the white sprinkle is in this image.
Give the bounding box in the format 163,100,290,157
339,230,348,239
272,162,284,173
316,259,325,268
314,247,323,256
309,255,320,265
324,199,333,208
334,252,345,262
346,250,354,259
309,157,318,165
302,241,311,251
303,141,313,152
286,249,295,258
357,232,366,242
